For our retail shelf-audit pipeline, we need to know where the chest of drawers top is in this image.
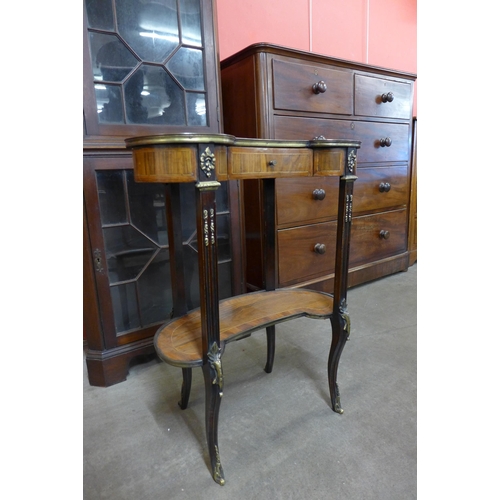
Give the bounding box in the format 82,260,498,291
220,43,416,132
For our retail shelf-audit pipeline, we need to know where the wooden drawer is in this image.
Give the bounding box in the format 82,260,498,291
228,147,312,178
276,177,339,226
349,209,407,267
353,166,409,214
354,74,412,119
274,115,409,163
272,59,353,115
277,221,337,286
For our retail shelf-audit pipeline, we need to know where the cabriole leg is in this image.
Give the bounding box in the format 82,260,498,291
264,325,276,373
328,303,351,414
178,367,192,410
203,355,225,486
329,148,357,414
195,161,225,484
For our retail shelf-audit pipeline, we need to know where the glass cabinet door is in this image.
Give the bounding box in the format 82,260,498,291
83,0,221,135
85,158,239,342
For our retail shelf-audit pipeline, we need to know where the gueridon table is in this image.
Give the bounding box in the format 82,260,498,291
125,133,360,485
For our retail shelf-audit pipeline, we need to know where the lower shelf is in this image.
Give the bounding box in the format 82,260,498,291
154,289,334,367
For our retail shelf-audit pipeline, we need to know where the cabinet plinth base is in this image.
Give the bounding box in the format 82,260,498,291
85,339,156,387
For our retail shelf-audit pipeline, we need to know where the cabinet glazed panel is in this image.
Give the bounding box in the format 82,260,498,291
273,115,409,163
277,221,337,286
276,177,339,226
349,209,407,267
353,166,409,214
272,59,353,115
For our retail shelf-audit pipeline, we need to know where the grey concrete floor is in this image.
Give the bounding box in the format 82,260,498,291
83,264,417,499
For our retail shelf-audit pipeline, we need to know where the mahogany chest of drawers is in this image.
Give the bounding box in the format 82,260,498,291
221,43,416,291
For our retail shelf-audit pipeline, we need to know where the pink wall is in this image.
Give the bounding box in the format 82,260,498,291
216,0,417,114
216,0,311,58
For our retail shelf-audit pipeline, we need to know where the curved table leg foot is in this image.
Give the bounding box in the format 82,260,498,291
328,306,350,413
203,346,225,485
333,382,344,414
178,367,192,410
264,325,276,373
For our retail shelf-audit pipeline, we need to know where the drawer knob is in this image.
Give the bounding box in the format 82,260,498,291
381,92,394,103
312,81,327,94
378,182,391,193
314,243,327,254
379,230,390,240
268,160,277,166
379,137,392,147
312,188,326,200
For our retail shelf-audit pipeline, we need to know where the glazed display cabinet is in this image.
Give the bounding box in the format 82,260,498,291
83,0,245,386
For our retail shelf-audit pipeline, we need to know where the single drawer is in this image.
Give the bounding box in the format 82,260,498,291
277,221,337,287
276,177,339,226
349,209,407,267
272,59,353,115
273,115,410,163
355,74,412,119
313,148,344,176
132,145,198,183
353,166,409,213
228,147,312,178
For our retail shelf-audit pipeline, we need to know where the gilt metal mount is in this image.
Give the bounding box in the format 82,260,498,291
333,383,343,414
345,194,353,223
339,298,351,341
347,150,357,173
203,209,216,246
208,342,224,397
213,445,225,485
200,147,216,178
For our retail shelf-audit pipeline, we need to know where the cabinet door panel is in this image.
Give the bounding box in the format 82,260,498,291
84,156,237,344
84,0,221,136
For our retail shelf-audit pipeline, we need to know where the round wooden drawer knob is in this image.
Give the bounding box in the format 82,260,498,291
312,81,327,94
378,182,391,192
379,137,392,147
312,188,326,200
379,230,390,240
381,92,394,103
314,243,327,254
